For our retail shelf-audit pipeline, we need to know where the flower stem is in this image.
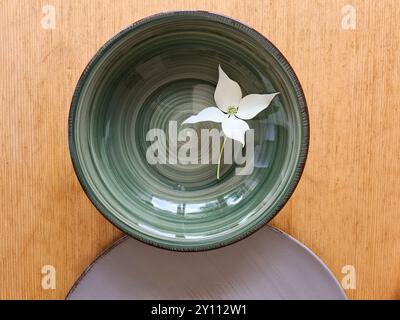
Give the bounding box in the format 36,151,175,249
217,136,227,180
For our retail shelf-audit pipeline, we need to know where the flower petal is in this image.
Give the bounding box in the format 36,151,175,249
222,116,250,147
214,65,242,112
182,107,227,124
236,93,279,120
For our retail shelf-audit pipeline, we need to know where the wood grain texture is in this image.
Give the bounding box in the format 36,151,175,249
0,0,399,300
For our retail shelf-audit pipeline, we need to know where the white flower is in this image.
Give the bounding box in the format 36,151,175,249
182,65,279,146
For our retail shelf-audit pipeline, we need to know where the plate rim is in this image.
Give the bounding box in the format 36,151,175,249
68,10,310,251
66,226,346,300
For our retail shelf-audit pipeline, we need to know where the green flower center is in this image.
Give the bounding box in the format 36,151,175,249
227,106,238,117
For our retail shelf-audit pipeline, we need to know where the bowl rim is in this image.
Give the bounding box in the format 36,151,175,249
68,10,310,252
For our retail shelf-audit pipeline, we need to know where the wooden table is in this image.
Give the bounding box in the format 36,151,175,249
1,0,399,300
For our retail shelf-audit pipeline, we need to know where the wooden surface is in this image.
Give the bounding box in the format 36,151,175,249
0,0,399,300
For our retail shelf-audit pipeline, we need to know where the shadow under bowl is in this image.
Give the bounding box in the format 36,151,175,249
69,11,309,251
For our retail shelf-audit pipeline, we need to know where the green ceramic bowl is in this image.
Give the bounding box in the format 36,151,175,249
69,11,309,251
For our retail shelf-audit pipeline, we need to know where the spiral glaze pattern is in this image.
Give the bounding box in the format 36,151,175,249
69,11,309,250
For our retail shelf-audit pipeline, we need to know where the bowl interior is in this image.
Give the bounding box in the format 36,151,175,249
70,12,308,250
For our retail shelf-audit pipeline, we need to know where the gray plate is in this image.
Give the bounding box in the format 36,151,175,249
67,226,346,300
